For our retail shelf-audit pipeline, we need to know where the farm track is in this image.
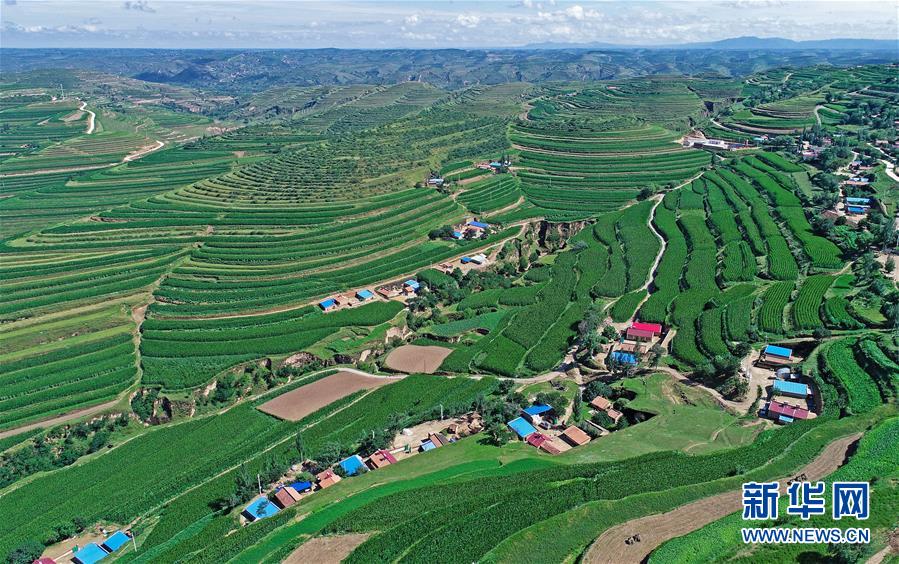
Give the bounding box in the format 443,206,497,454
0,400,119,440
80,101,96,135
511,143,687,157
582,433,862,564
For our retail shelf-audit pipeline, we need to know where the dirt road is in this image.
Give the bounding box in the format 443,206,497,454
80,100,96,134
582,433,861,564
0,400,118,440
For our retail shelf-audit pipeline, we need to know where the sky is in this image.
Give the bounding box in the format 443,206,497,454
2,0,897,49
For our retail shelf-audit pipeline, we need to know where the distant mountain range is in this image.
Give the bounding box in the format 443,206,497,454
523,36,898,51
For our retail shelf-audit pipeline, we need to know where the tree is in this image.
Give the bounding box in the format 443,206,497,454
6,541,44,564
484,420,512,446
233,463,257,504
316,442,343,466
294,432,306,461
572,394,583,421
648,344,664,366
535,391,569,420
584,380,613,401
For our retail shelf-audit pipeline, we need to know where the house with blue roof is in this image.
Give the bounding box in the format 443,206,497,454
847,205,867,215
453,230,464,239
339,454,366,476
845,197,871,205
508,417,538,439
522,404,553,426
610,351,637,365
468,221,489,229
355,289,374,301
101,531,131,553
772,379,810,399
403,279,420,294
290,480,313,492
72,543,108,564
761,344,794,366
319,298,337,311
243,496,281,522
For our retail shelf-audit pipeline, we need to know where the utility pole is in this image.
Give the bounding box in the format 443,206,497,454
257,473,262,495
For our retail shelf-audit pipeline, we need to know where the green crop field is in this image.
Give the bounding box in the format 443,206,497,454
0,51,896,564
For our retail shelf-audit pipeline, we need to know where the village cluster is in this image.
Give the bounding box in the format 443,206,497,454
317,219,492,312
241,413,485,523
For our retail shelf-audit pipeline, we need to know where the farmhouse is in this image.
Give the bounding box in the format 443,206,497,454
846,205,868,215
377,284,403,298
508,416,538,439
845,197,871,207
522,404,553,426
339,454,366,476
631,321,662,336
772,379,810,399
316,468,342,489
100,531,131,554
763,399,810,423
272,486,303,509
625,327,656,342
72,543,108,564
469,253,488,265
560,425,591,447
366,449,398,470
590,396,613,411
403,279,420,295
427,177,445,186
355,289,374,301
759,344,794,366
242,496,281,522
318,298,338,311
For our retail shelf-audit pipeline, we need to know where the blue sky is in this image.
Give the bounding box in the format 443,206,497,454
2,0,897,49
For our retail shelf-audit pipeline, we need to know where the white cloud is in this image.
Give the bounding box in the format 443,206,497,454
404,14,419,25
456,14,480,28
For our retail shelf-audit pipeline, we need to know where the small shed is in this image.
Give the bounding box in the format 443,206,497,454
319,298,337,311
34,559,56,564
560,425,591,447
846,205,867,215
772,379,810,398
606,408,624,424
242,496,281,522
72,544,108,564
428,432,450,447
101,531,131,553
420,439,437,452
470,253,488,265
460,256,472,264
452,231,464,239
526,432,549,448
339,455,366,476
508,417,538,439
355,289,374,301
523,404,552,416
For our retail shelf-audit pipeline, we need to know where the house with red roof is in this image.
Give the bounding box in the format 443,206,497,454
764,400,810,423
366,449,398,470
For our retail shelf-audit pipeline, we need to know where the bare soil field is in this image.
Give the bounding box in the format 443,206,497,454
383,344,453,373
258,371,395,421
283,533,371,564
582,433,861,564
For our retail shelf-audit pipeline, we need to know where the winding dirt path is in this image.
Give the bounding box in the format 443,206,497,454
80,101,96,134
124,140,165,162
582,433,862,564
